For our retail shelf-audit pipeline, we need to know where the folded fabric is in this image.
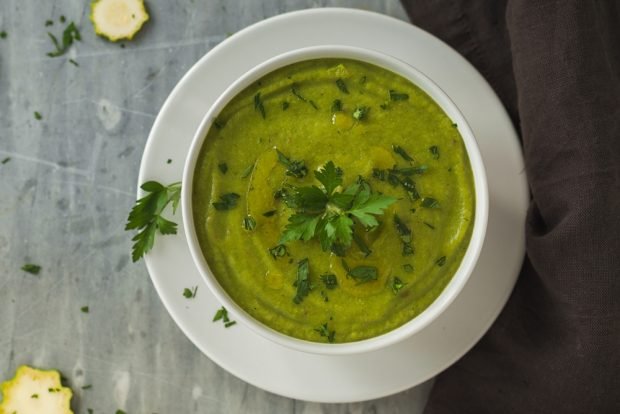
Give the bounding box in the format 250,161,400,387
400,1,620,413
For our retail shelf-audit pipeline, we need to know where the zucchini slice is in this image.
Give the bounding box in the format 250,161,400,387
91,0,149,41
0,366,73,414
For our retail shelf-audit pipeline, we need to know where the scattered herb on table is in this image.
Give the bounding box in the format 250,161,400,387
34,111,43,120
315,322,335,343
254,92,266,119
21,264,41,275
183,286,198,299
212,192,240,210
0,31,7,39
125,181,181,262
47,21,81,57
213,306,236,327
68,58,79,66
2,157,11,164
80,306,89,313
45,20,54,27
389,90,409,101
166,158,172,164
81,384,92,390
275,149,308,178
335,78,349,94
293,258,311,304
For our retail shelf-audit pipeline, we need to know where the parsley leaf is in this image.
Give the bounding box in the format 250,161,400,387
353,106,370,120
391,276,406,294
314,161,342,195
436,256,447,267
243,215,256,231
429,145,440,159
421,197,440,209
21,264,41,275
394,214,414,256
276,149,308,178
213,306,237,327
47,21,81,57
315,322,336,343
336,78,349,94
293,258,311,304
268,244,288,259
320,274,338,289
341,259,378,284
125,181,181,262
183,286,198,299
212,193,240,210
392,145,413,162
389,90,409,101
254,92,266,119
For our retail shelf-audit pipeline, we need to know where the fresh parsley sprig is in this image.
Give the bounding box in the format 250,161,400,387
279,161,396,253
125,181,181,262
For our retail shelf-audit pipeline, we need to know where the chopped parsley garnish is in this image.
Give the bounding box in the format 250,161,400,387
341,259,378,284
47,21,81,57
0,31,6,39
315,322,335,343
45,20,54,27
241,163,255,178
213,306,236,327
80,306,89,313
421,197,440,209
31,394,38,398
451,123,458,128
166,158,172,164
352,232,372,257
125,181,181,262
391,276,406,294
394,214,414,256
403,263,413,273
183,286,198,299
400,176,421,200
213,119,225,129
116,410,126,414
335,78,349,94
21,264,41,275
34,111,43,120
293,258,311,304
218,162,228,174
424,221,435,229
268,244,288,259
392,145,413,162
282,101,290,110
359,75,367,84
429,145,440,159
1,157,10,164
279,161,396,253
243,215,256,231
352,106,370,120
389,90,409,101
81,384,92,390
320,274,338,290
254,92,266,119
262,210,277,217
212,192,240,210
60,15,66,23
275,149,308,178
69,58,79,66
331,99,342,112
436,256,447,267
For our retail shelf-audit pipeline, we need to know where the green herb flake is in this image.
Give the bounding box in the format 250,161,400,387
80,306,89,313
34,111,43,120
69,58,79,67
342,259,378,284
314,322,335,343
282,101,290,111
254,92,266,119
45,20,54,27
47,21,81,58
424,221,435,229
1,157,10,164
212,192,240,211
379,102,388,110
352,106,370,121
213,119,225,129
31,394,39,398
81,384,92,390
451,122,458,128
421,197,440,209
331,99,342,112
21,264,41,275
262,210,277,217
394,214,414,256
183,286,198,299
243,215,256,231
218,162,228,174
436,256,447,267
88,408,94,414
429,145,440,160
268,244,288,259
116,410,126,414
60,15,66,23
293,258,311,304
352,232,372,257
392,144,413,162
335,78,349,94
0,31,6,39
320,274,338,290
213,306,229,322
359,75,367,84
224,321,236,328
125,181,181,262
403,263,413,273
320,290,329,302
275,149,308,178
241,163,255,178
391,276,406,294
389,90,409,101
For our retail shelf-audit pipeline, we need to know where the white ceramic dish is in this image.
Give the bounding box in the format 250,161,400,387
138,8,527,402
181,45,489,355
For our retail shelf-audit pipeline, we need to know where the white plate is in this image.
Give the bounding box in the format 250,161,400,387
138,8,528,403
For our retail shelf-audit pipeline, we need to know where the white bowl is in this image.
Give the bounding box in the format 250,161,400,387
182,45,489,356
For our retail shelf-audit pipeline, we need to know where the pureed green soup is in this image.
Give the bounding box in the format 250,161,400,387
192,58,475,343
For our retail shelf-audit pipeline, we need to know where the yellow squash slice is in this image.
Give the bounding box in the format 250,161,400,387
0,366,73,414
91,0,149,41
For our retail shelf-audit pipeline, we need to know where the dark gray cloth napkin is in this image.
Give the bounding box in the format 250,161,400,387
400,1,620,413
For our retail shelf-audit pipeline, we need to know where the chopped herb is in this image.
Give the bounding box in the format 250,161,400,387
80,306,89,313
69,58,79,66
125,181,181,262
45,20,54,27
421,197,440,209
424,222,435,229
213,119,225,129
81,384,92,390
254,92,266,119
88,409,94,414
262,210,277,217
331,99,342,112
436,256,447,267
395,165,428,175
309,100,319,110
403,263,413,273
389,90,409,101
352,106,370,120
293,258,311,304
1,157,11,164
335,78,349,94
379,103,388,110
268,244,288,259
116,410,126,414
47,21,81,57
451,122,458,128
241,163,255,178
212,192,240,210
60,15,66,23
359,76,367,84
224,321,236,328
166,158,172,164
21,264,41,275
341,259,378,284
183,286,198,299
392,144,413,162
48,388,60,392
213,306,229,322
391,276,406,294
0,31,6,39
275,149,308,178
31,394,39,398
282,101,289,110
320,274,338,290
352,232,372,257
218,162,228,174
243,215,256,231
291,84,307,102
400,176,420,200
315,322,335,343
394,214,414,256
34,111,43,120
429,145,440,160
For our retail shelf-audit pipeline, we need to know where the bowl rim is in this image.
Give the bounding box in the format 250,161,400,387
181,44,489,356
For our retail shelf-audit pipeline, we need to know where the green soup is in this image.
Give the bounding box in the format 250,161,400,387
192,58,475,343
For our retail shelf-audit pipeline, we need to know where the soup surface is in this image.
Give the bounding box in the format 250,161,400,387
192,58,475,343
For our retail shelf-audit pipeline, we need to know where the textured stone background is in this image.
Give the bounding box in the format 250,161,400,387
0,1,432,412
